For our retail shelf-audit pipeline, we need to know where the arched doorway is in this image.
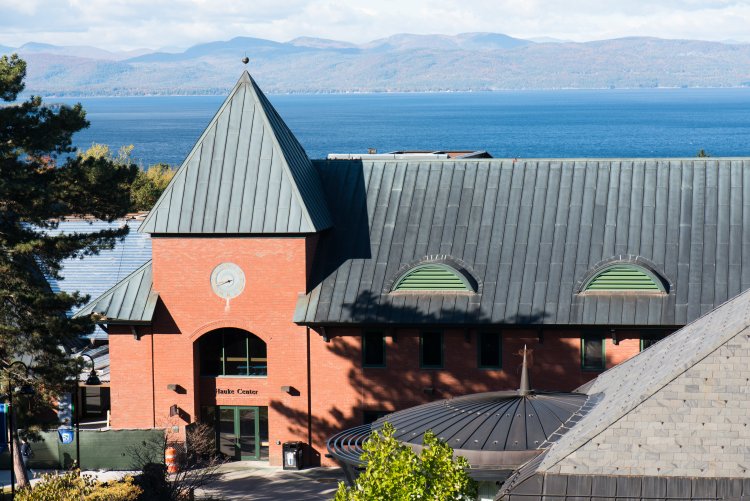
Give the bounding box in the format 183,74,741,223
196,328,269,460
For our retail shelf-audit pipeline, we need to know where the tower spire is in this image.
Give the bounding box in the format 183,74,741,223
519,345,531,396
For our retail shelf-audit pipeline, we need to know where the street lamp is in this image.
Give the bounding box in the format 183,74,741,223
76,353,101,470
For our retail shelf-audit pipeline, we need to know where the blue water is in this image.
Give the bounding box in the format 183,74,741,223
56,89,750,166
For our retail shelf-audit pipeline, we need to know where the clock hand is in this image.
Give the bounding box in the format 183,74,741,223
216,278,233,286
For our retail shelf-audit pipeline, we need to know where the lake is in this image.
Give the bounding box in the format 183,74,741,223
56,89,750,166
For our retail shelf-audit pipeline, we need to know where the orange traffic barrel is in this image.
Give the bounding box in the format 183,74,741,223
165,446,178,474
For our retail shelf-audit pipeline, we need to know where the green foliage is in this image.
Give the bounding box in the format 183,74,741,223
130,163,177,211
15,470,142,501
334,422,477,501
697,149,710,158
79,143,176,211
0,55,138,417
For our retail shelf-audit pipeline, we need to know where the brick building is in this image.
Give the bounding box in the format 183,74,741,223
77,71,750,466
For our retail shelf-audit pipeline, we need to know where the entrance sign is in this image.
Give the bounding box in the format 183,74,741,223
216,388,258,395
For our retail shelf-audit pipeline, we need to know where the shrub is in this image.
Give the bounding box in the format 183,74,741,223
15,469,142,501
334,422,477,501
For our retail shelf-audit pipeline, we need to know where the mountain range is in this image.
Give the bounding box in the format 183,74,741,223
4,33,750,96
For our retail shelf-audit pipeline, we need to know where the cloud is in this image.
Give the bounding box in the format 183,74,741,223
1,0,750,50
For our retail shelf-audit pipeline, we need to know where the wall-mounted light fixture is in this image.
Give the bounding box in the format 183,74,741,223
169,404,179,417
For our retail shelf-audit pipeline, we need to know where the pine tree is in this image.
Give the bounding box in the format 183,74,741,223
0,54,138,486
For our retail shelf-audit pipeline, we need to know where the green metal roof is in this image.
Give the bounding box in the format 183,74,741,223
73,260,157,324
583,265,664,292
393,264,471,291
139,71,331,234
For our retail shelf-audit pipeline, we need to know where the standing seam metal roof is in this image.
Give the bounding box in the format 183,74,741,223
139,71,331,234
295,158,750,326
73,260,157,324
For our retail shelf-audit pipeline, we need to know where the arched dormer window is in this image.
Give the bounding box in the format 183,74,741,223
582,264,666,293
392,264,475,293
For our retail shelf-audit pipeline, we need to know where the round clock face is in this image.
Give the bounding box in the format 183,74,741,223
210,263,246,299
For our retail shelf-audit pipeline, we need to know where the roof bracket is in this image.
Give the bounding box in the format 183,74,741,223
320,326,330,343
131,326,140,340
537,328,544,344
611,328,619,345
388,329,397,343
464,330,472,343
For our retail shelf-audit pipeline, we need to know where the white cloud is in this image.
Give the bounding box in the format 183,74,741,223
1,0,750,50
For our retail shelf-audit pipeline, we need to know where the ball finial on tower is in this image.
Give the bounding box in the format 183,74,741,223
241,56,249,65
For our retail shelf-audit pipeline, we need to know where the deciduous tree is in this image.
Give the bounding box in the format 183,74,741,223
334,422,477,501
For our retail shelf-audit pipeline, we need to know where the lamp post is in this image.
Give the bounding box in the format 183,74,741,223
76,354,101,470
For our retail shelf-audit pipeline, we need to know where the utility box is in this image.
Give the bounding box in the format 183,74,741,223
282,441,305,470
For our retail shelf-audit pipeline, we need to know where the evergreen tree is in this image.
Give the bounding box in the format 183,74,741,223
0,54,138,486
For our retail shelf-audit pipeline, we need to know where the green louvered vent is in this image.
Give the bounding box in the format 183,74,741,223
393,265,470,292
584,265,664,292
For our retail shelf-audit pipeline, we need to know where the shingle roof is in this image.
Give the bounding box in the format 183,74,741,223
74,260,157,324
139,71,331,234
497,286,750,498
295,158,750,326
44,217,152,340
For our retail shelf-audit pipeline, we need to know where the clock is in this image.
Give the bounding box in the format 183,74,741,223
210,263,246,299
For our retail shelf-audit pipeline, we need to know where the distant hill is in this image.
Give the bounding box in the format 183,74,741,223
3,33,750,96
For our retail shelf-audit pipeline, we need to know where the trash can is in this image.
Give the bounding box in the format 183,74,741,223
282,441,305,470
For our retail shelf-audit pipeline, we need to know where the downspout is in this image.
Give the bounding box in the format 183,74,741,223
306,327,312,459
151,328,156,428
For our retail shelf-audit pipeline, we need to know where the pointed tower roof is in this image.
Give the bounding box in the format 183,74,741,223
140,71,332,234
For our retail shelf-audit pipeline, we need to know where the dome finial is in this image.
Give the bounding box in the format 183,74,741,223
242,55,249,65
519,345,531,396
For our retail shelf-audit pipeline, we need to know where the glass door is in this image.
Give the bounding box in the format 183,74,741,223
217,406,260,460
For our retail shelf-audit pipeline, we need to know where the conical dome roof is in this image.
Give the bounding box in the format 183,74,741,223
328,389,587,475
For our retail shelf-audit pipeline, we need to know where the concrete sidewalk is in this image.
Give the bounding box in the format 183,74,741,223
0,463,344,500
198,462,344,500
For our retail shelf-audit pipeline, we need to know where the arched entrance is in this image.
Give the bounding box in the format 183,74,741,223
196,328,269,460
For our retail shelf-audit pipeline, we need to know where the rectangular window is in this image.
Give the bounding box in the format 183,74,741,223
581,335,605,371
641,333,667,351
420,332,443,368
478,332,502,369
362,332,386,367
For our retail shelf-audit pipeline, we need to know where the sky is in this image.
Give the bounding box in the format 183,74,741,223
2,0,750,51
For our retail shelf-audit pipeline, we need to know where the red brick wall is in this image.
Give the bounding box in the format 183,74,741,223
109,237,312,466
106,233,673,467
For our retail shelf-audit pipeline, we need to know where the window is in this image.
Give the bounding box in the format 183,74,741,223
583,264,665,293
478,332,502,369
420,332,443,368
362,332,386,367
199,328,267,377
641,333,668,351
393,264,472,292
581,335,605,371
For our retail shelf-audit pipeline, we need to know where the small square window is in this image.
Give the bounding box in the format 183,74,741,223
420,332,443,368
478,332,502,369
362,332,386,367
581,335,605,371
